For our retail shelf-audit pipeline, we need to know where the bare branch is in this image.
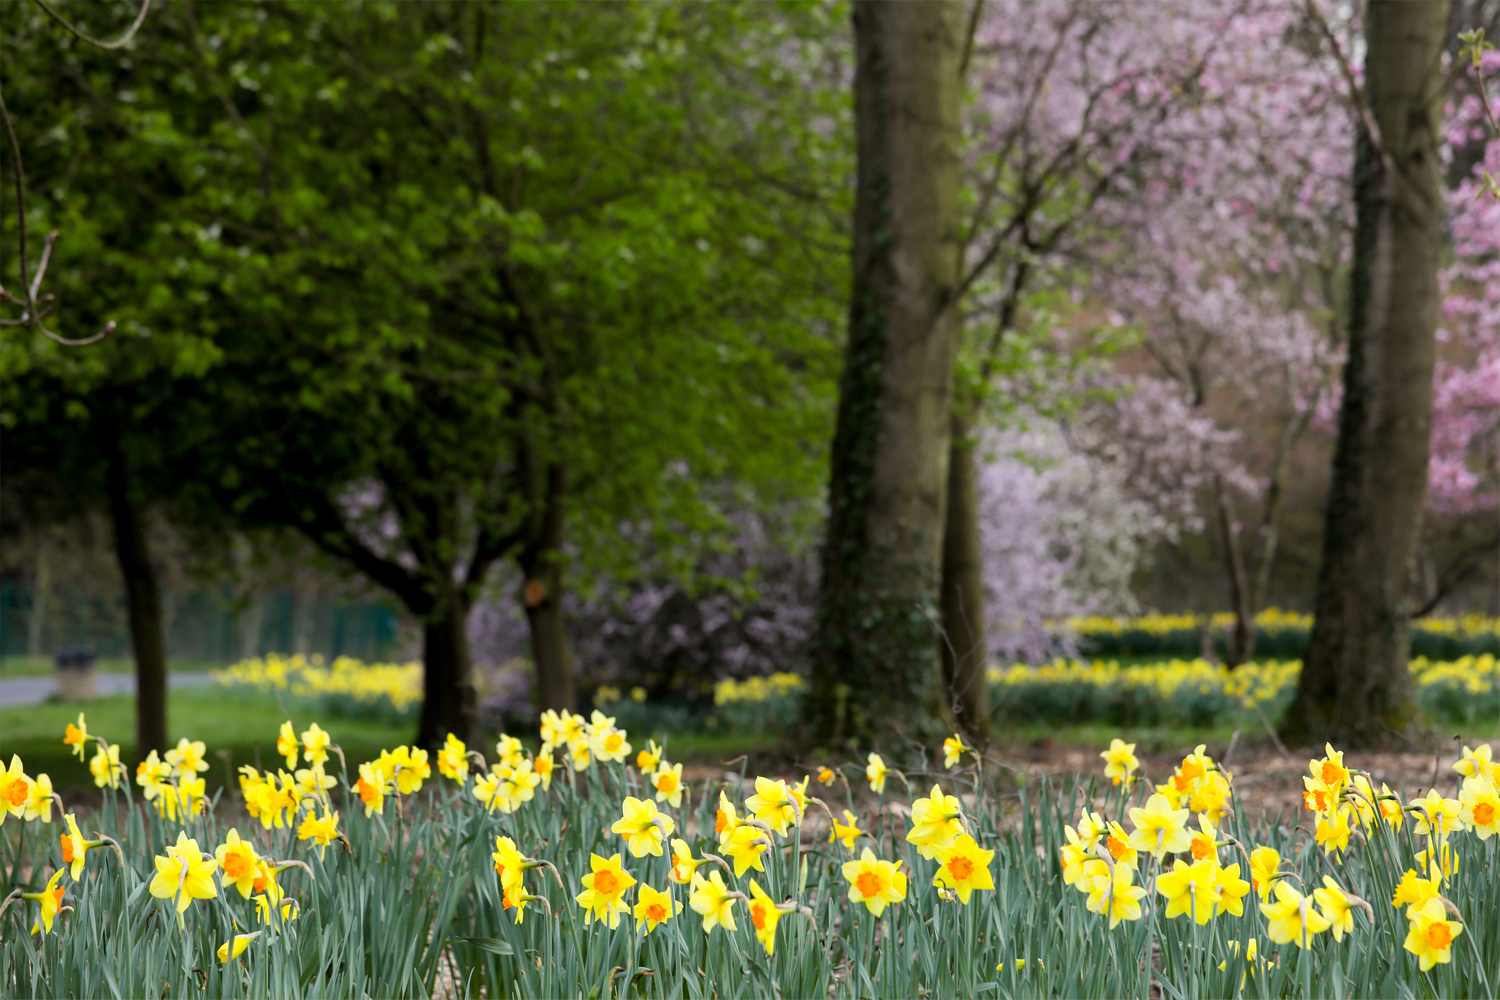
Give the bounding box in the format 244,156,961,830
32,0,151,51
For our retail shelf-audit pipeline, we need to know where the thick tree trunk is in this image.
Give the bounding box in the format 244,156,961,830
941,410,989,738
1281,0,1448,749
103,438,168,756
519,457,576,713
804,0,962,746
415,587,478,749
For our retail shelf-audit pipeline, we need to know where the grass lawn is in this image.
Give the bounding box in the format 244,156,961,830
0,688,413,793
0,655,221,679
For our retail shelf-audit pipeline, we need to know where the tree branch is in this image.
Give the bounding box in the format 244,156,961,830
33,0,150,51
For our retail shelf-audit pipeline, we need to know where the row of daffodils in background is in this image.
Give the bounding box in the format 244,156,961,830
1061,738,1499,982
4,709,1499,997
1057,609,1500,660
986,654,1500,728
213,653,422,714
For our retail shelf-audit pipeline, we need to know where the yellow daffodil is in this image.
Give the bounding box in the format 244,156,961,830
575,853,635,929
492,835,533,890
1084,862,1146,928
473,771,504,814
1453,742,1495,781
1261,882,1330,948
137,751,172,802
668,838,707,885
1403,897,1463,971
1414,842,1459,882
1309,743,1349,794
60,813,100,880
907,783,965,859
300,723,331,767
1156,858,1221,924
277,722,299,770
652,762,685,808
1459,773,1499,838
538,709,566,747
634,883,681,935
63,714,89,760
830,809,865,853
1128,793,1191,859
746,879,788,955
611,796,675,858
720,823,771,877
817,766,837,786
1101,738,1139,786
216,829,262,898
1314,809,1353,856
688,870,738,932
933,834,994,903
217,932,258,963
590,715,631,765
355,762,388,817
842,848,906,917
1411,788,1465,842
1060,826,1097,886
23,772,54,824
254,893,298,927
393,747,431,795
1249,847,1281,902
943,734,971,768
1313,876,1357,941
297,810,340,860
495,734,525,768
533,749,555,790
1377,782,1405,830
149,831,220,925
637,739,663,773
865,753,888,794
1214,863,1250,917
1392,869,1440,909
85,744,121,790
24,869,66,935
745,776,799,836
1075,809,1107,844
1102,821,1138,870
1188,814,1218,862
1303,775,1335,816
714,791,740,838
166,738,209,776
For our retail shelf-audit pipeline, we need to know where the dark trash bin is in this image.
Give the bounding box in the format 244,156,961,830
54,645,98,701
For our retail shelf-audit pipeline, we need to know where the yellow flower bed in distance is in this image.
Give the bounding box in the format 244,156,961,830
2,710,1497,997
214,653,423,713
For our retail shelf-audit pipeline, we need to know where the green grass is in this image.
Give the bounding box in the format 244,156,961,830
0,655,222,679
0,687,413,792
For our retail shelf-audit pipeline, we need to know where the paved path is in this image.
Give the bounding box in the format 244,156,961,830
0,672,215,707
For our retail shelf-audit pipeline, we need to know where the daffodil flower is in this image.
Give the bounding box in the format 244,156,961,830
1403,896,1463,971
216,828,262,898
1260,882,1330,948
23,772,55,824
668,838,707,884
906,784,964,859
636,739,664,773
1084,862,1146,928
842,848,906,917
277,722,300,770
575,853,635,929
612,796,675,857
300,723,331,767
296,810,340,860
652,762,685,808
1156,858,1221,924
217,932,259,963
1127,793,1192,859
149,832,220,927
865,753,888,794
942,734,971,769
634,883,681,934
688,870,739,932
23,869,66,935
829,809,865,853
1100,738,1139,785
747,879,792,954
933,834,994,903
62,714,89,760
88,743,123,790
744,776,799,837
1312,876,1358,940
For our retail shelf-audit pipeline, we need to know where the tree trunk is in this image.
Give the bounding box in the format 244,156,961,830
414,586,478,750
27,546,49,659
941,410,989,738
804,0,962,746
103,436,168,757
1281,0,1448,749
519,458,576,713
1215,478,1255,667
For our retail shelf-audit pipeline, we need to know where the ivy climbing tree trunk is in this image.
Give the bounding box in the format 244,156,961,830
804,0,962,747
1281,0,1449,749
